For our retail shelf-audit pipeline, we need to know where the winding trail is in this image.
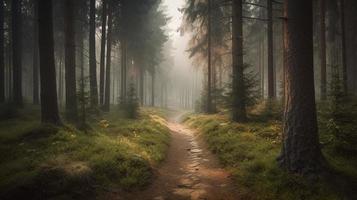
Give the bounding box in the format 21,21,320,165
113,112,240,200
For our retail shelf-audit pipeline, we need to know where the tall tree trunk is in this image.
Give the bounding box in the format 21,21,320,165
58,53,63,107
103,6,112,112
320,0,327,100
206,0,212,113
64,0,78,122
79,2,87,129
267,0,275,99
278,0,325,175
89,0,98,107
32,0,39,105
99,0,107,106
232,0,246,121
38,0,61,124
0,0,4,102
151,70,155,107
339,0,348,94
120,40,127,103
139,67,144,105
345,0,357,94
12,0,23,107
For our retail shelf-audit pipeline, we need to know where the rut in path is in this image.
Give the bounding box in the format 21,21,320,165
114,113,240,200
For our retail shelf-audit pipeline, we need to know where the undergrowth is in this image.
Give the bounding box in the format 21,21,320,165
183,102,357,200
0,106,170,199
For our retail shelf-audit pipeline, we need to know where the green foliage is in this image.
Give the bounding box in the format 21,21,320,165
119,82,140,119
322,65,357,154
0,108,170,199
222,64,261,109
184,111,357,200
77,76,91,129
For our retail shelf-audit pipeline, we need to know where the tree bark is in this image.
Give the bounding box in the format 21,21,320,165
151,70,155,107
32,0,39,105
99,0,107,106
206,0,213,113
278,0,325,175
89,0,98,107
267,0,275,99
139,66,144,105
339,0,348,94
0,0,4,102
344,0,357,94
232,0,246,121
103,5,112,112
38,0,61,124
120,39,127,103
64,0,78,122
320,0,327,100
12,0,23,107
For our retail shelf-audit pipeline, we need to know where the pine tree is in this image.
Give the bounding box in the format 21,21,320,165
38,0,61,124
278,0,325,175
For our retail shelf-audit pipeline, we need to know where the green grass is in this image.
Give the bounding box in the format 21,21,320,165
0,106,170,199
183,111,357,200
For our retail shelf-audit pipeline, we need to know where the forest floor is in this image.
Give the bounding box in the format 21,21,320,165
182,105,357,200
0,106,171,200
108,112,240,200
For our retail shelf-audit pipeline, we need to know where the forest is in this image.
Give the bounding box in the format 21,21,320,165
0,0,356,199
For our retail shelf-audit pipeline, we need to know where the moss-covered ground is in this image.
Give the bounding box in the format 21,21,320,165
0,106,170,199
183,103,357,200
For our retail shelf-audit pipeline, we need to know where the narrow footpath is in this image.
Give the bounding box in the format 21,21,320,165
114,113,240,200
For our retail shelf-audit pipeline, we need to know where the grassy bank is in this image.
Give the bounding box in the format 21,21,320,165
0,106,170,199
183,110,357,200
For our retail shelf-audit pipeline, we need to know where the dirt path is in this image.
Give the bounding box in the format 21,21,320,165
114,113,240,200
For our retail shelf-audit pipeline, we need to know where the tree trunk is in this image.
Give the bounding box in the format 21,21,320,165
206,0,212,113
0,0,4,102
103,5,112,112
99,0,107,106
12,0,23,107
345,0,357,94
64,0,78,122
339,0,348,94
267,0,275,99
38,0,61,124
89,0,98,107
120,40,127,103
151,70,155,107
278,0,325,175
139,67,144,105
232,0,246,122
320,0,327,100
79,2,87,129
32,0,39,105
58,53,63,107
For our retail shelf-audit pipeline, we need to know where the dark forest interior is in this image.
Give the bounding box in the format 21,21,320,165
0,0,357,199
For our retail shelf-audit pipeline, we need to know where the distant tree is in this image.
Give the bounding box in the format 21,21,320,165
38,0,61,124
278,0,326,175
64,0,78,122
125,82,139,119
103,2,113,112
12,0,22,107
32,0,39,105
339,0,347,94
0,0,4,103
206,0,213,113
267,0,275,100
89,0,98,107
99,0,107,106
344,0,357,94
320,0,327,100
